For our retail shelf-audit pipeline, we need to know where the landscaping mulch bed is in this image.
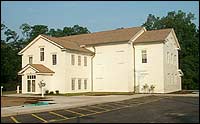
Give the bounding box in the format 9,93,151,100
1,96,48,107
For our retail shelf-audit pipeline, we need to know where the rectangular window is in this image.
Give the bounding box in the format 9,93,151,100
78,79,81,89
174,55,176,65
84,79,87,89
142,50,147,63
27,80,31,92
78,56,81,66
29,56,33,64
167,52,169,64
71,79,75,90
40,48,44,61
32,80,35,92
71,55,75,65
52,54,57,65
84,56,87,66
171,53,173,64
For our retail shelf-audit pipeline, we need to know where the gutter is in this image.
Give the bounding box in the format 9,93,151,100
91,46,96,92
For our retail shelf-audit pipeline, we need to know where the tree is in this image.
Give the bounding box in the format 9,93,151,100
142,10,199,90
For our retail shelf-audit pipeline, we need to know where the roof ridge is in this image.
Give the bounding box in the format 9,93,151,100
59,26,142,39
146,28,172,32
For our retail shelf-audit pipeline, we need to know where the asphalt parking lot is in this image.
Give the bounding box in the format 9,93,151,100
1,95,199,123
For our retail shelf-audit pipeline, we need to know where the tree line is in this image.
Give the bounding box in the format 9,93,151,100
1,10,199,91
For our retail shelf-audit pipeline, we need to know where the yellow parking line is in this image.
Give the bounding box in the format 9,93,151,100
49,112,69,119
108,102,126,107
78,107,98,113
10,116,20,123
90,105,110,111
64,109,85,116
31,114,48,123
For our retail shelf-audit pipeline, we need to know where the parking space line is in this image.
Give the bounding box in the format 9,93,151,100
31,114,48,123
90,105,110,111
108,102,128,107
64,109,85,116
10,116,20,123
49,112,69,120
78,107,98,113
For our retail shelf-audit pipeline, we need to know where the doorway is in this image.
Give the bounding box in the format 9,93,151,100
27,75,36,92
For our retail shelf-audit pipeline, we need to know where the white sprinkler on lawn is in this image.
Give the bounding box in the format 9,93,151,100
38,80,46,97
1,86,3,96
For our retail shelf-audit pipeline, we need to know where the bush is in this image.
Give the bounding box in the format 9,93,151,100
49,91,54,95
55,90,59,94
45,90,49,94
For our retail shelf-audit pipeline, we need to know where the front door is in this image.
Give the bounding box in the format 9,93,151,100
27,75,36,93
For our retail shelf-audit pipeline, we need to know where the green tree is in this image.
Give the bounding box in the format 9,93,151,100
142,10,199,90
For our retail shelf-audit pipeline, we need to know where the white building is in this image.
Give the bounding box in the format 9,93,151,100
18,26,183,94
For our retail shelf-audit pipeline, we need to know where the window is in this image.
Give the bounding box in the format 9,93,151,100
84,56,87,66
29,56,33,64
167,52,169,64
171,53,173,64
78,79,81,89
71,55,75,65
71,79,75,90
174,55,176,65
171,74,173,84
142,50,147,63
40,48,44,61
78,56,81,66
27,75,36,92
52,54,57,65
84,79,87,89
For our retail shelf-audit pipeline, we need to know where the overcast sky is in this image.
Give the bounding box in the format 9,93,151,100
1,1,199,37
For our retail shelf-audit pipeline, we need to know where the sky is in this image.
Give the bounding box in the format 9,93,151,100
1,1,199,37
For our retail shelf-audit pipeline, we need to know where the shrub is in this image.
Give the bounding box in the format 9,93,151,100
49,91,54,95
55,90,59,94
45,90,49,94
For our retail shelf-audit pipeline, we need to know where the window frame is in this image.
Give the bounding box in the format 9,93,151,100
71,54,75,65
71,79,75,90
52,54,57,65
141,50,147,63
78,56,81,66
78,79,81,89
29,56,33,64
84,56,87,66
40,48,44,61
84,79,87,89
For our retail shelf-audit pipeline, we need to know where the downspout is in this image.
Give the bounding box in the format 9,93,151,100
133,44,136,93
91,46,96,92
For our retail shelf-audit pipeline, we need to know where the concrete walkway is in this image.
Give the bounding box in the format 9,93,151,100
1,94,151,117
1,93,198,117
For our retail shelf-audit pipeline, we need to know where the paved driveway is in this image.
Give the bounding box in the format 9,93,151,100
1,95,199,123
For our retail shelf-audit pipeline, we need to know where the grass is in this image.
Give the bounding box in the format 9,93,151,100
2,90,17,95
45,92,135,96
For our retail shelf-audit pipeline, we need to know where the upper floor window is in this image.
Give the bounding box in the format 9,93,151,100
167,52,169,64
141,50,147,63
171,53,173,64
84,56,87,66
174,55,176,65
40,48,44,61
52,54,57,65
78,56,81,66
29,56,33,64
71,55,75,65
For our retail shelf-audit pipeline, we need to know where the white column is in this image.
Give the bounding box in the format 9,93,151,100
41,87,44,97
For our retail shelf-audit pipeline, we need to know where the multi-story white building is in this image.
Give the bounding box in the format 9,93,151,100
18,26,183,94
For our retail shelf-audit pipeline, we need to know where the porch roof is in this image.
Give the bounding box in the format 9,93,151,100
18,64,54,75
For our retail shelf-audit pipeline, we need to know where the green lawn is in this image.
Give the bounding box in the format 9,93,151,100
2,90,17,95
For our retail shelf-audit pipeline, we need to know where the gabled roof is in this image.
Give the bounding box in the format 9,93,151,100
18,64,54,75
134,28,172,43
41,35,94,54
59,27,143,45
